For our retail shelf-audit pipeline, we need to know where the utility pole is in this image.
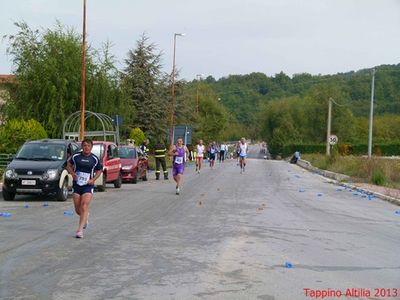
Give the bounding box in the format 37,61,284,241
326,97,333,156
196,74,203,115
168,33,184,145
368,68,376,158
79,0,87,141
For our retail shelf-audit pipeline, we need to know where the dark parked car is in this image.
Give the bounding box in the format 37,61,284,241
2,139,81,201
119,145,148,183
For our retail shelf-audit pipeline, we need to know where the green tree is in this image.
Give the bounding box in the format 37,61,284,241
0,119,47,153
86,41,132,133
123,34,168,141
4,21,126,138
4,21,83,137
177,83,229,143
196,97,229,143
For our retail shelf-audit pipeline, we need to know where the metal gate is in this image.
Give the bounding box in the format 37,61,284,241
63,111,120,144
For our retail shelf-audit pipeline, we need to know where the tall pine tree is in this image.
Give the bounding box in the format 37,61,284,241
123,34,168,141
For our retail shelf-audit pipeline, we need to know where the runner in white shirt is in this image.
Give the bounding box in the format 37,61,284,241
195,139,205,174
238,137,248,174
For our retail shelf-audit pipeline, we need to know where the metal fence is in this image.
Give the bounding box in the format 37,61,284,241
0,153,14,168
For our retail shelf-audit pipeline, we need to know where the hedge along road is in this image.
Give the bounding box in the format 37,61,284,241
0,144,399,300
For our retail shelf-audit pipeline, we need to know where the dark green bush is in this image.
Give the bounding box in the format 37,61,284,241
270,144,326,158
372,169,387,186
272,143,400,158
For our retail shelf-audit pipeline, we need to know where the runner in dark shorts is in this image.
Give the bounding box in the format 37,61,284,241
208,141,217,169
67,138,103,238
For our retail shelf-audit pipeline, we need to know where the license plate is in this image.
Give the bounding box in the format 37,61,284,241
21,180,36,185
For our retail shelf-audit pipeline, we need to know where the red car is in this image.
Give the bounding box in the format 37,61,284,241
119,146,148,183
91,141,122,191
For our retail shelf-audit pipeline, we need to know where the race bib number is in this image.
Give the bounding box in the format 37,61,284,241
174,156,183,164
76,171,90,186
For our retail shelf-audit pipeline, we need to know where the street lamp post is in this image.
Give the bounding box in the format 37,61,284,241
169,33,184,145
326,97,333,156
196,74,203,115
368,68,376,158
79,0,87,141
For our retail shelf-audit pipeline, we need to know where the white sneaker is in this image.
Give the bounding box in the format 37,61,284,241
176,187,180,195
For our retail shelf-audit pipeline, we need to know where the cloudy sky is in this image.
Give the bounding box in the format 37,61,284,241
1,0,399,80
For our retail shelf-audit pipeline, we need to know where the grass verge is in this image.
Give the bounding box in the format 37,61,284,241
301,154,400,189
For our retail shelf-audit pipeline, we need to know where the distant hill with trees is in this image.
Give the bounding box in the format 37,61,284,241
183,64,400,154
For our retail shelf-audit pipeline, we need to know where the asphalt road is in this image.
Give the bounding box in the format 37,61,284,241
1,145,399,300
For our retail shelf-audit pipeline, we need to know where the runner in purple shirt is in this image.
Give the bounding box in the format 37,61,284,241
168,137,189,195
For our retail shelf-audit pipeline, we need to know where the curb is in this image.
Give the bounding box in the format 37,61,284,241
296,159,400,206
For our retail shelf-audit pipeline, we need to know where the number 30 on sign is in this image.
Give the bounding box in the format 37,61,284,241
329,135,338,145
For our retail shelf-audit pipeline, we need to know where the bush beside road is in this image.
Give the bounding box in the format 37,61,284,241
301,154,400,189
297,158,400,206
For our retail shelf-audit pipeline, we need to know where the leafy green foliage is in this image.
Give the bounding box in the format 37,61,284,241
302,154,399,188
195,97,229,143
3,20,400,148
86,41,132,133
372,169,387,186
129,127,145,146
184,64,400,146
0,119,47,153
4,21,127,138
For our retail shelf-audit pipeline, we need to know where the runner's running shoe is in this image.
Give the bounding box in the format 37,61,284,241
76,231,83,238
83,213,89,230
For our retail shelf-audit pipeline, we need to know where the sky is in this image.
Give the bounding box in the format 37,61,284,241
1,0,400,81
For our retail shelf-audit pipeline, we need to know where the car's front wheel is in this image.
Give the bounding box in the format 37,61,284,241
2,188,16,201
114,173,122,188
56,178,69,202
132,169,138,184
97,173,106,192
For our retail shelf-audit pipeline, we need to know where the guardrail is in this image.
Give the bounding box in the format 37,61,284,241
0,153,14,168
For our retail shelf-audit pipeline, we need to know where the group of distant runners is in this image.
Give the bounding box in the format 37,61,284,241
66,137,248,239
170,137,248,194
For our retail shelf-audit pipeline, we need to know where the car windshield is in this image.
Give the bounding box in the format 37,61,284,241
91,144,104,159
16,143,66,161
119,147,136,159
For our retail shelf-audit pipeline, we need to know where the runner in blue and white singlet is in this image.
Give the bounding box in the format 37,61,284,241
67,138,103,239
208,142,217,168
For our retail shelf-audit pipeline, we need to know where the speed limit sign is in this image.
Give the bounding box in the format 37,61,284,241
329,135,338,145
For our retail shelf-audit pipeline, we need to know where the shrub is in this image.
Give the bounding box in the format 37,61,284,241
372,169,387,186
285,143,400,157
0,119,47,153
129,127,145,146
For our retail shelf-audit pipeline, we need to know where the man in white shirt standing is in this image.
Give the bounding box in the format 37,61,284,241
219,142,227,163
